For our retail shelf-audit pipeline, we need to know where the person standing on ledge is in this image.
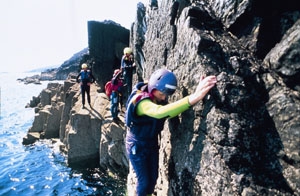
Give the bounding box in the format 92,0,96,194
76,63,96,109
120,47,135,100
125,68,217,196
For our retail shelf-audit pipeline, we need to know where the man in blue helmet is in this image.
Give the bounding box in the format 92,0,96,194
125,68,217,196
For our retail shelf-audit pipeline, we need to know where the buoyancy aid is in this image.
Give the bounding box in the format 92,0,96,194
80,70,92,83
125,82,166,142
121,54,134,69
111,76,123,92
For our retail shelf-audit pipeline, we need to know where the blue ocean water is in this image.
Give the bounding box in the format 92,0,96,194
0,72,125,196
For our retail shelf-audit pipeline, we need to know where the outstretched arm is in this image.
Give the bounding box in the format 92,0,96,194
188,75,217,106
136,75,217,119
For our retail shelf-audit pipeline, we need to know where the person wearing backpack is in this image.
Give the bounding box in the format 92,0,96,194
120,47,135,101
110,69,123,121
76,63,96,108
125,68,217,196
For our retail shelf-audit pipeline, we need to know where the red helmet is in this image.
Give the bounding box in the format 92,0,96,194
148,69,177,95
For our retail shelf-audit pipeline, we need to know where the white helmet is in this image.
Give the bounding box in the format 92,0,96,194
81,63,88,69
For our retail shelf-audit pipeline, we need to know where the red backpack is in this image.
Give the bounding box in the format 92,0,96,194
105,81,112,99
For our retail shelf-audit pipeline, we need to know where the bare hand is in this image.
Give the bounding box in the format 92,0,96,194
188,75,217,105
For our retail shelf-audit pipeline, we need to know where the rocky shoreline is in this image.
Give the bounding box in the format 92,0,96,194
23,76,129,176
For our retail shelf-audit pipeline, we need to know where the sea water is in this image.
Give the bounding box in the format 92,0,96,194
0,72,125,196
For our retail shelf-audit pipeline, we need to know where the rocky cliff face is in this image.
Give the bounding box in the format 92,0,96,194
23,0,299,195
127,0,299,195
88,20,130,90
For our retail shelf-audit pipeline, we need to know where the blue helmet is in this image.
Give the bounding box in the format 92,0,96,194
148,69,177,95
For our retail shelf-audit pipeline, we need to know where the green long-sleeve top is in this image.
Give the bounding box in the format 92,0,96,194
136,96,191,119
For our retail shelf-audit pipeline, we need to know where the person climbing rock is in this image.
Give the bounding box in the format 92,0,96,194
125,68,217,196
120,47,135,101
76,63,96,108
110,69,124,121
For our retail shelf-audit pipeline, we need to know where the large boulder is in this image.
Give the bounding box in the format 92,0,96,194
23,83,64,144
88,20,130,90
43,102,64,138
99,109,128,177
64,83,107,165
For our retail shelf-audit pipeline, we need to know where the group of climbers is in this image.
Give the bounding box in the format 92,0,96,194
77,47,135,120
105,46,136,121
77,46,217,196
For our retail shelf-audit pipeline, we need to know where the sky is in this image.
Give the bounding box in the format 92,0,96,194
0,0,148,72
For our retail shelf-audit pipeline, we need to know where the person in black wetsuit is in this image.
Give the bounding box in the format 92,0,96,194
76,63,96,108
120,47,135,101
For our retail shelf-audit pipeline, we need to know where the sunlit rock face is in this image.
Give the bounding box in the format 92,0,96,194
127,0,300,195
